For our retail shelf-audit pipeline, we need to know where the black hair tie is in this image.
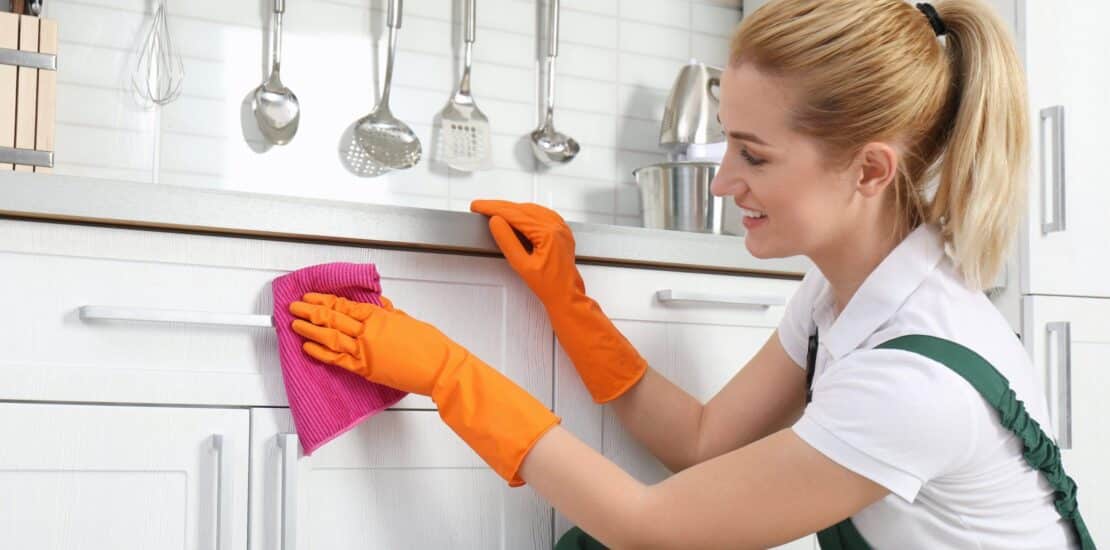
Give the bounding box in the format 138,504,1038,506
916,2,947,36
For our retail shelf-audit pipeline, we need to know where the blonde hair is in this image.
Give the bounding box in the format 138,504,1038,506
731,0,1028,290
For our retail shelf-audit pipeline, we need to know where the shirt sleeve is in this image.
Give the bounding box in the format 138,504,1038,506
792,348,977,502
776,268,824,369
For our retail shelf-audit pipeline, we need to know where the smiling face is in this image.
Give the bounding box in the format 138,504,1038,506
710,63,865,260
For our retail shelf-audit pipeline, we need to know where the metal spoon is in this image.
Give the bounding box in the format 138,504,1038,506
253,0,300,145
355,0,421,170
530,0,578,165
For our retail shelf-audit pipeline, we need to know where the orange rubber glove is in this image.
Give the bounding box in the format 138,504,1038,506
469,199,647,403
289,292,560,487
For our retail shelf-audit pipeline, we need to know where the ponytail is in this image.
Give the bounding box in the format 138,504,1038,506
929,1,1029,290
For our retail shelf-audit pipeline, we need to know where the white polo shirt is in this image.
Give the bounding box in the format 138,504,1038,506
780,223,1076,549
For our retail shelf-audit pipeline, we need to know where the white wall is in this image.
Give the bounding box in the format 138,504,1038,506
45,0,741,225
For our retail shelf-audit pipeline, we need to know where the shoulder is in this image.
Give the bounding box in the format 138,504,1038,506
796,346,982,499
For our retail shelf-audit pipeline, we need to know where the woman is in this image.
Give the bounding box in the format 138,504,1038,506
287,0,1094,547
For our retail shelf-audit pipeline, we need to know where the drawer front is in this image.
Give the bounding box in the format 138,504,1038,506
0,219,551,408
578,262,800,329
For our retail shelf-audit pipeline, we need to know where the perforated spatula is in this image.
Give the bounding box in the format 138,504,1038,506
435,0,491,172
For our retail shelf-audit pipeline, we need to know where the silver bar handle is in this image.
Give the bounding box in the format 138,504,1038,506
388,0,402,29
548,0,559,58
464,0,475,44
1046,322,1072,449
211,434,231,550
277,433,299,550
655,289,785,308
79,305,274,328
0,146,53,167
1040,105,1066,234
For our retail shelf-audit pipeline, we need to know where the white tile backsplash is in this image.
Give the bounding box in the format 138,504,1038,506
44,0,741,222
619,20,691,61
619,0,691,29
692,3,743,37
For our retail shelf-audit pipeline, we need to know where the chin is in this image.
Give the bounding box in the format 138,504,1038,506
743,234,794,260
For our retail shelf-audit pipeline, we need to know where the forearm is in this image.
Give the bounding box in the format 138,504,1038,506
519,426,655,549
608,368,707,472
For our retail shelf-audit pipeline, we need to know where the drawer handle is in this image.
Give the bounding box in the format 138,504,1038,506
1039,105,1066,234
211,434,232,550
655,289,785,308
79,305,274,328
1046,322,1072,449
277,433,300,550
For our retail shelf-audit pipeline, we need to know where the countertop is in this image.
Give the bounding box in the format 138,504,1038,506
0,172,810,277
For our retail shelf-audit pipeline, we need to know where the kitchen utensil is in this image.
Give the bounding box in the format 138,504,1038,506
12,0,23,14
529,0,577,165
354,0,421,170
633,161,739,235
659,60,724,153
132,0,183,107
28,0,41,16
435,0,490,172
252,0,299,145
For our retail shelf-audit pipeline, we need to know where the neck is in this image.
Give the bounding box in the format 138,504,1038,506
811,213,906,318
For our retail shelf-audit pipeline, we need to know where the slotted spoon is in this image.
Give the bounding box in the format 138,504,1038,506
354,0,421,170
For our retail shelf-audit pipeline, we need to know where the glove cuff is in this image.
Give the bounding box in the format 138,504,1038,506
546,294,649,404
432,353,561,487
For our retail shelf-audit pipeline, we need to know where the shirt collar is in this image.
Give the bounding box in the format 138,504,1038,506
817,223,947,360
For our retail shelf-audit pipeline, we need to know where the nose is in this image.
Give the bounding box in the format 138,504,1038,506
710,157,748,198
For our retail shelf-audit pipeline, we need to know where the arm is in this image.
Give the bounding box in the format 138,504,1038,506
608,331,806,472
289,292,885,548
521,425,888,549
469,200,805,471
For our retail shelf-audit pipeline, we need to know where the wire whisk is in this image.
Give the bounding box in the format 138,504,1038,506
132,1,184,107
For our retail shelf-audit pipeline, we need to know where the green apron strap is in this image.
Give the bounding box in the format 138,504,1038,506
875,335,1096,550
817,518,871,550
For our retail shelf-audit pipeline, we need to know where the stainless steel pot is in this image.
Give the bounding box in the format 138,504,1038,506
634,161,736,234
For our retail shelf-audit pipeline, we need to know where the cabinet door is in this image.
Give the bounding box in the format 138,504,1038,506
554,265,811,549
1023,295,1110,543
1021,1,1110,297
0,219,550,410
0,402,249,550
250,407,551,550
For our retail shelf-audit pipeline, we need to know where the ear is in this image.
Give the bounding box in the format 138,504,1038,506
854,142,899,198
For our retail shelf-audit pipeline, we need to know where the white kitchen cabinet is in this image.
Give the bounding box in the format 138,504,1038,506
1023,295,1110,544
0,402,250,550
1020,1,1110,297
554,263,811,549
249,407,552,549
0,218,551,410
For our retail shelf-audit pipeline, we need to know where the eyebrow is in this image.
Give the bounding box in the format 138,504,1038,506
717,115,771,146
727,131,770,146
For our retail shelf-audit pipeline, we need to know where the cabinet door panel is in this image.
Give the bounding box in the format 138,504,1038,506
1023,295,1110,543
1022,1,1110,297
250,408,551,550
0,402,249,550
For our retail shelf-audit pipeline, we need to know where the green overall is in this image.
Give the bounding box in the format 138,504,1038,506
554,334,1097,550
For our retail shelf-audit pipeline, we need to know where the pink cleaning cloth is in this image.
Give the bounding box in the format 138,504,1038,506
272,262,407,455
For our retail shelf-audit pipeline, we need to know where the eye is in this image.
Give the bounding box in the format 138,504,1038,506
740,147,766,166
